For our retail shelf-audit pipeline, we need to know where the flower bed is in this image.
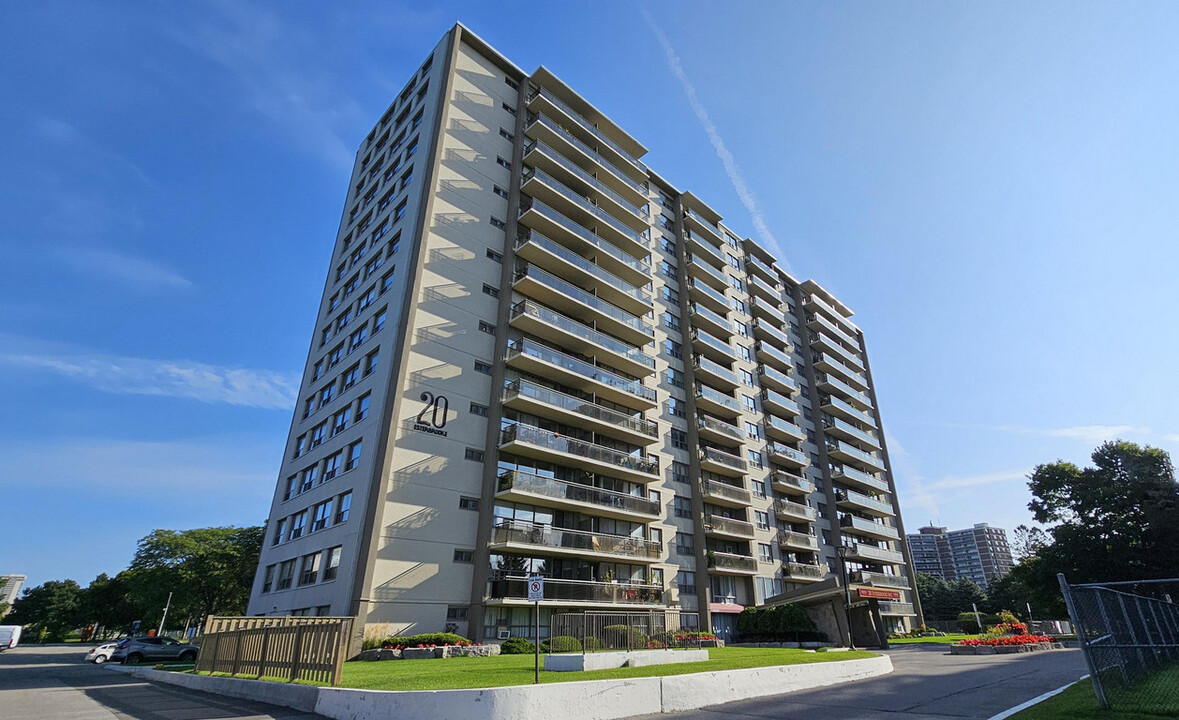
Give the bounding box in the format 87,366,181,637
958,634,1053,647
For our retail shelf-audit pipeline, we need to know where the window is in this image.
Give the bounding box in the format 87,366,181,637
502,102,516,115
499,127,514,142
474,360,493,375
465,448,485,462
741,422,758,440
315,605,332,616
675,533,694,555
743,395,758,413
758,543,773,562
365,348,380,376
262,565,275,593
453,549,474,563
661,260,677,279
335,492,352,524
345,441,363,471
672,461,689,483
740,369,754,387
727,254,742,271
469,402,488,417
490,216,506,230
323,452,342,481
665,368,684,389
341,365,360,391
272,518,288,546
677,570,696,595
411,110,423,129
288,511,307,541
505,76,519,91
660,214,675,230
298,553,321,587
405,137,419,157
328,344,345,368
323,547,342,581
496,156,511,169
478,320,496,335
459,496,480,511
380,269,395,294
283,475,297,501
751,480,767,498
661,237,676,255
734,300,747,315
738,345,752,362
309,423,326,449
486,248,503,263
319,383,335,408
673,496,692,518
667,397,686,418
748,450,763,469
670,428,687,450
447,605,470,620
755,511,770,531
299,465,319,493
343,274,359,296
736,322,749,338
663,312,680,331
277,559,296,590
331,408,352,436
373,309,387,332
662,286,679,304
482,283,499,298
312,500,332,532
293,434,307,458
393,198,407,222
493,185,509,199
349,326,368,352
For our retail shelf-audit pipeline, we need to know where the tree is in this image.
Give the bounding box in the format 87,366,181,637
1011,525,1050,563
79,572,140,638
6,580,84,642
913,572,988,620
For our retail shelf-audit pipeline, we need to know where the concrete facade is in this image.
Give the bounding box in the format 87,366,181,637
246,22,921,642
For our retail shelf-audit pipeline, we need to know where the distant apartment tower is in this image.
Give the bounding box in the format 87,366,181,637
245,23,922,644
908,524,1013,590
0,575,25,609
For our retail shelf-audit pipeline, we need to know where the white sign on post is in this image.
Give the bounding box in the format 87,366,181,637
527,575,544,602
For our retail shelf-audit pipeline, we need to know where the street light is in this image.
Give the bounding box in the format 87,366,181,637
835,546,855,650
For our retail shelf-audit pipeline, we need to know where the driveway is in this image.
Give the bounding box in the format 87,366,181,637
640,644,1087,720
0,644,324,720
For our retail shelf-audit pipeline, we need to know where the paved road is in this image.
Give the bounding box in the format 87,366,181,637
637,645,1088,720
0,645,324,720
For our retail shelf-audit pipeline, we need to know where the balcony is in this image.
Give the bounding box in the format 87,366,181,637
755,340,793,371
761,389,800,417
811,327,865,373
518,199,650,285
811,350,867,390
767,441,808,469
522,141,644,226
840,514,900,541
697,414,745,445
771,471,814,496
826,440,885,473
844,542,905,565
748,273,781,303
703,514,756,540
829,463,890,494
499,422,659,484
707,551,759,575
773,499,816,523
687,254,729,291
878,601,917,616
823,417,881,450
513,265,654,347
522,113,645,206
700,446,749,478
694,383,743,419
526,88,647,179
683,208,723,244
503,379,657,446
835,489,894,517
815,373,873,411
496,470,660,522
693,355,740,391
765,415,805,443
702,479,753,508
689,302,733,338
784,562,827,582
490,520,661,562
806,310,859,353
756,364,797,394
690,327,735,364
685,229,726,268
803,293,856,337
505,338,657,410
777,529,820,552
687,277,729,314
745,253,777,283
749,297,786,325
487,575,663,607
520,168,647,255
752,317,792,349
821,394,875,427
508,300,655,378
514,232,651,315
852,571,911,589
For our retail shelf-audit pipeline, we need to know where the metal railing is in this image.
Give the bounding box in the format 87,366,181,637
708,551,759,573
513,266,654,339
491,520,660,559
505,338,656,402
523,140,643,218
497,470,660,517
518,200,649,274
509,301,654,369
504,379,657,438
514,232,651,306
700,446,748,472
500,423,658,477
489,576,663,605
549,611,703,652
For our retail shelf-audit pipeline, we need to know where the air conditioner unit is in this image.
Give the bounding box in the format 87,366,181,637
497,629,511,640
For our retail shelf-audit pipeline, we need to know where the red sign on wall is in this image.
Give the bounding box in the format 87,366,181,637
857,587,902,600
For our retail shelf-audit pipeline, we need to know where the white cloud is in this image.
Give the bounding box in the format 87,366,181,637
998,424,1149,444
926,469,1027,491
3,352,298,409
1163,433,1179,443
57,246,193,290
642,11,789,270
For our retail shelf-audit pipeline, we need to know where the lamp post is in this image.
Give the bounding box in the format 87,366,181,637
836,546,855,650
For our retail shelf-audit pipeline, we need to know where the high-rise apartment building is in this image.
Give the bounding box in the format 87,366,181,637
908,524,1014,590
0,575,25,610
246,23,921,644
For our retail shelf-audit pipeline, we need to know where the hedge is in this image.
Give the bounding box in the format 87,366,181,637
499,637,535,654
539,635,582,653
374,632,472,649
735,604,825,642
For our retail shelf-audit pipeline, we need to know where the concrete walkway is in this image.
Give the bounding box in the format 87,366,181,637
0,645,324,720
636,644,1087,720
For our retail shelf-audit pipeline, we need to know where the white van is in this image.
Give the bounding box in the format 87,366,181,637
0,625,22,651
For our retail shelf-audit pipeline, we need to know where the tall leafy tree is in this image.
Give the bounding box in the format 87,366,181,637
6,580,84,641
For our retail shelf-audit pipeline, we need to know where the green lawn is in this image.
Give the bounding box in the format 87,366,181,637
1010,665,1179,719
334,647,879,691
889,633,980,645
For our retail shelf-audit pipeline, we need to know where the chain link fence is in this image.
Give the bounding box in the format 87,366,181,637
549,611,705,653
1059,574,1179,713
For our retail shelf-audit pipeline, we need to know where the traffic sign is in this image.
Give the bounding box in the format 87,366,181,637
527,575,544,602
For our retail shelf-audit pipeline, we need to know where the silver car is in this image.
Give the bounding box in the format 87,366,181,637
85,641,119,664
111,636,199,665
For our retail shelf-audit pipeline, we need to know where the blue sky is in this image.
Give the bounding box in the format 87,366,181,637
3,1,1178,589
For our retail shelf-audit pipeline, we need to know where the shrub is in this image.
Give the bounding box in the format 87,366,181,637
540,635,582,654
582,636,600,652
377,632,471,649
601,625,648,650
735,604,819,642
499,637,535,655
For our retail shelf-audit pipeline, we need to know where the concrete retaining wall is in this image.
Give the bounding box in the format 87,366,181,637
108,665,319,712
544,649,709,672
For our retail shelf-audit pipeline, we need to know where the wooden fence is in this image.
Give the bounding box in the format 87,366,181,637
195,616,355,686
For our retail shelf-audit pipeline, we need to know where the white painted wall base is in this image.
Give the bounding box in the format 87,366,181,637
544,649,709,672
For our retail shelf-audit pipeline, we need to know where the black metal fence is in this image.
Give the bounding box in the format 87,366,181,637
549,611,704,653
1059,574,1179,713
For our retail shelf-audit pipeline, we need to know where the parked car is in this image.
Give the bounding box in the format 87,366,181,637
0,626,21,651
85,641,120,664
111,636,199,665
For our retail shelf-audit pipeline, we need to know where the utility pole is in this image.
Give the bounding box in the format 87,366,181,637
158,592,173,636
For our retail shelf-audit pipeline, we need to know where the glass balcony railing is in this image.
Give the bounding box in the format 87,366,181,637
840,514,899,540
688,277,729,309
514,232,651,306
488,575,663,605
505,338,656,402
501,423,659,477
745,253,776,280
504,379,657,438
707,551,759,573
697,414,745,443
687,256,728,287
695,384,743,413
701,447,748,472
807,310,859,351
777,529,820,550
766,415,804,440
690,303,733,334
803,293,855,335
750,297,785,323
812,349,866,385
821,394,876,427
497,470,660,517
852,571,910,588
694,355,739,386
519,199,650,273
767,442,808,466
522,168,645,248
815,373,873,409
846,542,905,564
528,88,646,174
755,340,793,369
514,266,654,340
692,328,734,358
773,498,816,521
524,140,643,220
685,229,725,265
827,439,884,471
772,471,814,494
491,520,660,559
510,300,654,368
524,113,644,195
748,273,781,299
823,417,880,449
757,364,797,392
703,514,755,538
762,389,800,415
703,479,752,505
683,207,723,241
784,562,827,580
753,318,791,348
835,489,893,516
830,463,890,494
